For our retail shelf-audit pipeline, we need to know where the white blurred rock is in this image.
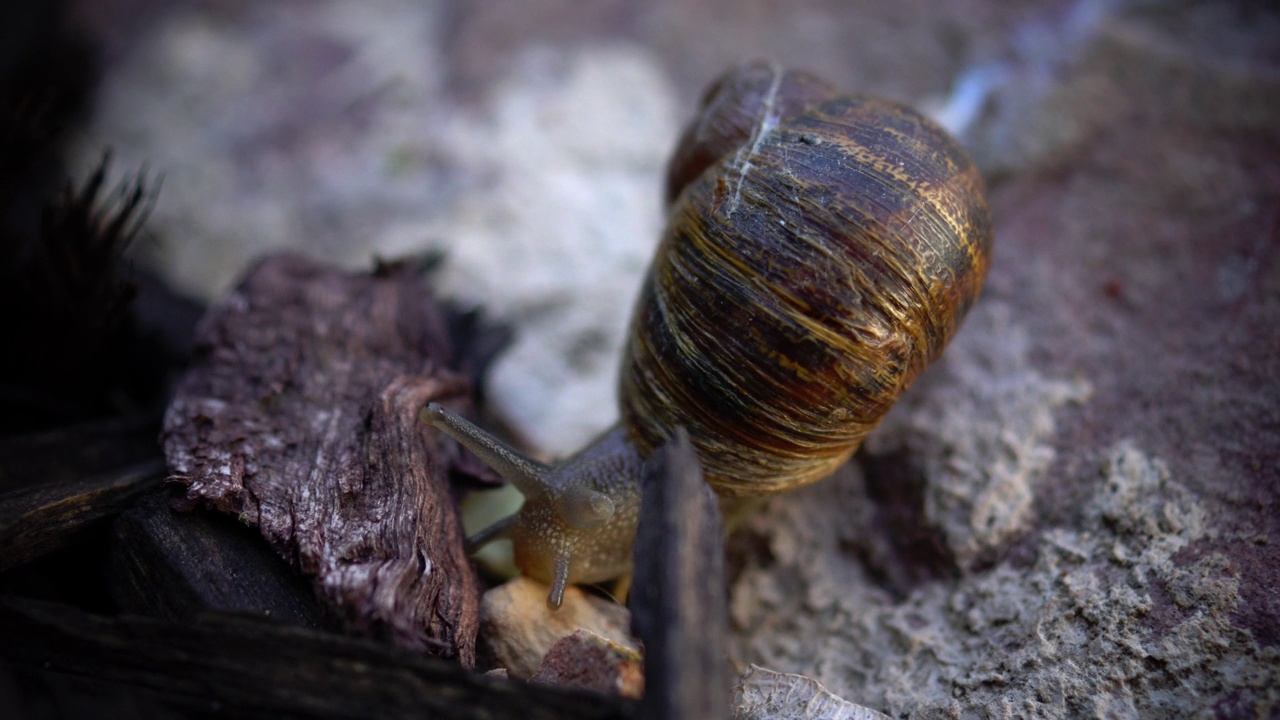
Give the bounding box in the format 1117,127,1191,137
424,46,677,455
76,5,677,460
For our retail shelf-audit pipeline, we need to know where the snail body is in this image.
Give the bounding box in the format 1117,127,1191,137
422,62,993,608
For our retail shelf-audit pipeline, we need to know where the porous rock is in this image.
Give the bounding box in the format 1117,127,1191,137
734,666,891,720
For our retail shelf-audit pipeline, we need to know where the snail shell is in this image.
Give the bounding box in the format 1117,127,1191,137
422,62,992,606
621,62,992,496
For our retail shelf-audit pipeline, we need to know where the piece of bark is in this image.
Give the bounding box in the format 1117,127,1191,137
162,253,481,666
0,596,638,720
0,458,163,573
630,428,731,720
109,492,330,629
530,629,644,699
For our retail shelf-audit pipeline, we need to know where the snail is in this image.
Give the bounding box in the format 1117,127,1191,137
421,61,993,609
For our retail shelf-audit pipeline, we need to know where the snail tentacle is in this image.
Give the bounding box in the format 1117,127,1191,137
548,553,571,610
421,404,644,609
419,403,550,499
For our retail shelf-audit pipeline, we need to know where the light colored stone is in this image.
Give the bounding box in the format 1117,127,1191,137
478,575,636,679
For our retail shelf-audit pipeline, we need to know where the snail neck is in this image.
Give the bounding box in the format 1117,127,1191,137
420,405,644,608
552,422,646,509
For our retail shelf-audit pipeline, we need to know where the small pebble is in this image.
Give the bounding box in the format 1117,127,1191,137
478,576,638,678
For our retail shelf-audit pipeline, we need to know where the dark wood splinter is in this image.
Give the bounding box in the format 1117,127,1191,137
629,428,732,720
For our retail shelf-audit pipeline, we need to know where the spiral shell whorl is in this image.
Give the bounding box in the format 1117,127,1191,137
664,62,835,205
621,91,993,497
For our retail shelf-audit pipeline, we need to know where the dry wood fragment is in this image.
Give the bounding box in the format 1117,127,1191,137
630,428,731,720
162,253,482,666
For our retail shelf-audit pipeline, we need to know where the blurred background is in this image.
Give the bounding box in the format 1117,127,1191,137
47,0,1199,452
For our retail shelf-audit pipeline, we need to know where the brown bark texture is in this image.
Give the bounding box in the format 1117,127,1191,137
161,253,481,666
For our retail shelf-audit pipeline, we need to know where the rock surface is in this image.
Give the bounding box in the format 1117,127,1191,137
734,666,891,720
